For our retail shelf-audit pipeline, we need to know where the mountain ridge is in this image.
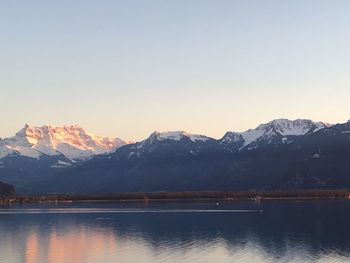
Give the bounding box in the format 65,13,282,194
220,119,330,151
0,124,126,160
24,118,350,194
3,118,350,194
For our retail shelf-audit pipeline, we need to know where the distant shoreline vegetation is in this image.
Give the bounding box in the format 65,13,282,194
1,190,350,205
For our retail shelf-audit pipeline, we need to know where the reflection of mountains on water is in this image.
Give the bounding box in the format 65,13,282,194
0,200,350,263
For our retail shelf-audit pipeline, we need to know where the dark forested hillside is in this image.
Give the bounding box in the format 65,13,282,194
0,181,15,196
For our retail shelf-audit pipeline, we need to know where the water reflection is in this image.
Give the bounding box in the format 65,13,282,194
25,232,38,263
1,200,350,263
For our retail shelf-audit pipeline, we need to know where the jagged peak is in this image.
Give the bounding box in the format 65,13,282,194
18,123,83,137
24,123,32,129
1,124,127,160
221,118,330,148
221,131,242,143
249,118,327,135
258,118,317,127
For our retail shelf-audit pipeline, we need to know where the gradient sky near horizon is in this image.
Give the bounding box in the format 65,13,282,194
1,0,350,141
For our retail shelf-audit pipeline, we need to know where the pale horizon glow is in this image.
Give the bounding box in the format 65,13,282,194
1,1,350,141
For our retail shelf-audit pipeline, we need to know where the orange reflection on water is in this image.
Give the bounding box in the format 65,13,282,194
25,232,39,263
25,227,117,263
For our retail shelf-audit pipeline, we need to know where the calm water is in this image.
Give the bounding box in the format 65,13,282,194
0,200,350,263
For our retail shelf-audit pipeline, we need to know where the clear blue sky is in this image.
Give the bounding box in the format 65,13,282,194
1,0,350,141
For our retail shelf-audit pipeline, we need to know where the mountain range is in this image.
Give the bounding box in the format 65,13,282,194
1,119,350,194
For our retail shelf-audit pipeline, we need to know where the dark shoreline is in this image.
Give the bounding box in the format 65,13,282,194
1,190,350,205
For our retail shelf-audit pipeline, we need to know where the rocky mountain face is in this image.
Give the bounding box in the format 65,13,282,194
0,124,126,188
220,119,329,151
0,124,126,160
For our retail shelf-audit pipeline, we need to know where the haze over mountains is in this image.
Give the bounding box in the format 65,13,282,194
1,118,350,194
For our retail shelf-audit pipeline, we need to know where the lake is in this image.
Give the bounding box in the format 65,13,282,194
0,200,350,263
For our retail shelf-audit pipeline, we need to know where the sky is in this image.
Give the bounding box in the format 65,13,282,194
1,0,350,141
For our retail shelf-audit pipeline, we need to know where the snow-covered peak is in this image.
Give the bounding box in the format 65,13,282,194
0,124,126,160
222,119,329,150
133,131,211,152
126,130,213,157
255,119,327,136
151,131,210,142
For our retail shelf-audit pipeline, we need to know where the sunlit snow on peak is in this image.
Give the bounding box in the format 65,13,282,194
152,131,210,142
0,124,126,160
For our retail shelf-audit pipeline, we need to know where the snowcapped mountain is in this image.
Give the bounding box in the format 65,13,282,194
3,118,348,194
141,131,211,148
112,131,215,160
150,131,210,142
0,124,126,160
221,119,330,151
31,118,350,194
